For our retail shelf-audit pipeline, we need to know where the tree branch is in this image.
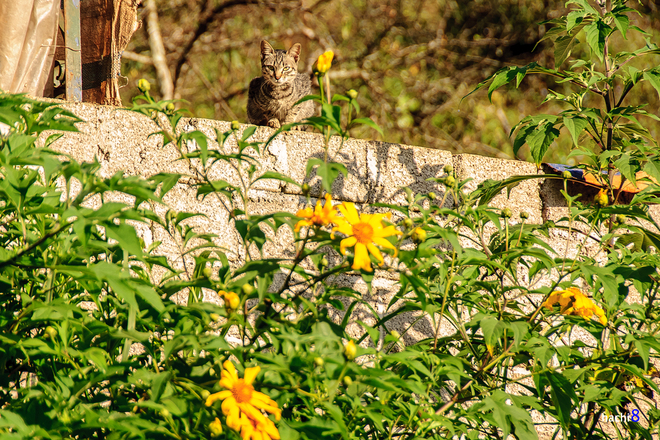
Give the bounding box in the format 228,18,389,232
172,0,261,87
145,0,174,100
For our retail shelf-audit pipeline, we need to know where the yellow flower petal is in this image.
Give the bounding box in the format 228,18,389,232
352,242,372,271
223,360,239,381
244,366,261,385
340,236,357,255
221,396,237,415
366,242,384,265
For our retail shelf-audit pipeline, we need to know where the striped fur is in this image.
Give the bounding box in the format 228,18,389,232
247,40,314,129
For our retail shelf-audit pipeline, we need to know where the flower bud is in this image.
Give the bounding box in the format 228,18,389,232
314,357,324,367
137,79,151,93
428,192,436,200
165,102,175,115
444,176,455,187
201,390,211,400
44,326,57,340
390,330,401,339
347,89,358,99
210,313,221,322
403,218,414,229
412,227,427,244
224,291,240,310
313,50,334,74
344,340,357,361
561,170,572,179
594,189,609,207
443,164,453,174
320,257,329,267
302,183,310,195
520,211,529,220
502,208,512,219
241,283,255,295
202,267,212,278
160,408,170,418
342,376,353,386
209,417,223,437
231,120,240,131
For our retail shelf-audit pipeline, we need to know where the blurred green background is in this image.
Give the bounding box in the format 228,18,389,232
122,0,660,164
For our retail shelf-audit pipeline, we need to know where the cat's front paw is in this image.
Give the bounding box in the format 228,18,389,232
267,119,281,129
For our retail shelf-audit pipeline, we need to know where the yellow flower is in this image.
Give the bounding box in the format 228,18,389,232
333,202,402,272
594,189,609,207
542,287,607,325
294,194,340,232
219,291,240,310
313,50,334,74
206,361,281,440
344,340,357,360
209,417,223,436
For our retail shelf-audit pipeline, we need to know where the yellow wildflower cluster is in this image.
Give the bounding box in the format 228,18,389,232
294,194,341,232
295,195,402,272
542,287,607,325
206,360,281,440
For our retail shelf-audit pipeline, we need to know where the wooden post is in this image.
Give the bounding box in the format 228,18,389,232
63,0,82,102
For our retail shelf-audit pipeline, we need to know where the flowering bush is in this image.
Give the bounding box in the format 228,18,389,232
1,2,660,439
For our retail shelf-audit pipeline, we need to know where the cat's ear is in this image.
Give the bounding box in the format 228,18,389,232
261,40,275,58
288,43,302,63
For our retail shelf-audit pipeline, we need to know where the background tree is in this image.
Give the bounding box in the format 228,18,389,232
121,0,660,163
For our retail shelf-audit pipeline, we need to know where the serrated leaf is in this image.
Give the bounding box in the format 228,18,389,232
563,116,589,146
613,13,629,39
585,21,611,61
554,35,579,67
643,70,660,99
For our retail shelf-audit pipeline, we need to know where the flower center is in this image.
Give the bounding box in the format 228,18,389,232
353,222,374,244
232,379,254,403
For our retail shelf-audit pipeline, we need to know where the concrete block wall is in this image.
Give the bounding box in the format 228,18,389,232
47,102,660,438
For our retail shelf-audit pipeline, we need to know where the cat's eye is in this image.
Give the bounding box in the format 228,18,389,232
283,67,291,72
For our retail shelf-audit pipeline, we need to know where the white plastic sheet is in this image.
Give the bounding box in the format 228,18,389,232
0,0,60,96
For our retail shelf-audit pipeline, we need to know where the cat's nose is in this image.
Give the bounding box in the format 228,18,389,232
274,70,282,80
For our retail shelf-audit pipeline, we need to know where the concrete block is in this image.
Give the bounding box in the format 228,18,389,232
366,141,452,207
454,153,542,224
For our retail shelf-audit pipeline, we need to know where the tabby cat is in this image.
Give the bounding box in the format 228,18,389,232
247,40,314,129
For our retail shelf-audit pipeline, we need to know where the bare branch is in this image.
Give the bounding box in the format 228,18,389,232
123,50,153,65
145,0,174,100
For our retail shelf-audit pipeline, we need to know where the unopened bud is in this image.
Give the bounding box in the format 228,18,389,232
231,120,240,131
520,211,529,220
428,192,436,200
445,176,455,187
137,79,151,93
202,267,212,278
320,257,329,267
562,170,572,179
347,89,358,99
241,283,255,295
443,164,453,174
391,330,401,339
44,326,57,340
502,208,512,219
594,189,609,207
412,227,427,244
344,340,357,360
314,357,324,367
302,183,310,195
210,313,221,321
209,417,223,437
342,376,353,386
403,218,414,229
165,103,175,115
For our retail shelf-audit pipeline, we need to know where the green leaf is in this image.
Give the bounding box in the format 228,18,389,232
349,117,383,135
241,125,257,142
585,20,611,61
554,35,579,67
545,371,578,431
563,116,589,146
612,13,629,39
306,158,348,193
613,153,636,187
253,171,300,187
643,70,660,99
526,122,560,166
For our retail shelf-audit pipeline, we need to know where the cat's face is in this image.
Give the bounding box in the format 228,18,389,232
260,40,301,86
